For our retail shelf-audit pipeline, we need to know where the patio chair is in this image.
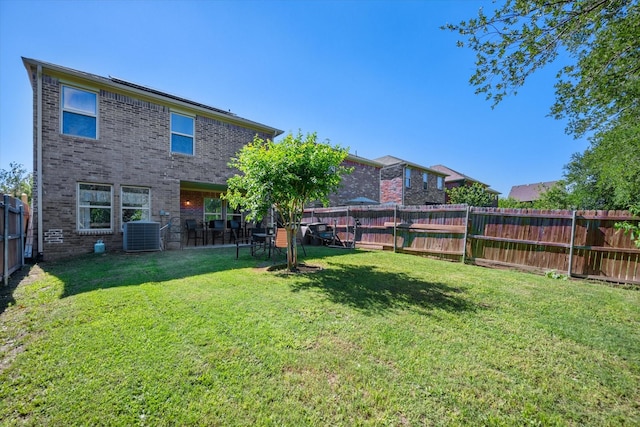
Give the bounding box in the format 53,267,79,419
209,219,225,245
273,227,306,258
228,220,242,243
185,219,205,246
249,227,266,256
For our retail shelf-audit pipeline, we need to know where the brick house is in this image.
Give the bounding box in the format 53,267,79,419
23,58,282,260
326,155,382,206
375,156,447,205
430,164,500,207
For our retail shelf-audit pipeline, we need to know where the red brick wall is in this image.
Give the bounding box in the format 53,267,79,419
28,66,274,259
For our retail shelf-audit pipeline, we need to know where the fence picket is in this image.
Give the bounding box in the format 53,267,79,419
303,205,640,285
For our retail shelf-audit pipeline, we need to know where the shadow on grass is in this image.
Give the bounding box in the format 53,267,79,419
4,246,472,318
2,264,48,315
288,261,477,315
20,245,355,300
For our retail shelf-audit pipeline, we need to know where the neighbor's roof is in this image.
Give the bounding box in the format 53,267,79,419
345,154,384,168
430,164,500,194
508,181,559,202
22,57,283,137
374,155,447,176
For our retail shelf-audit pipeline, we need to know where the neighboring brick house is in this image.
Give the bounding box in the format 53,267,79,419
430,164,500,207
326,155,382,206
23,58,282,260
508,181,558,203
375,156,447,205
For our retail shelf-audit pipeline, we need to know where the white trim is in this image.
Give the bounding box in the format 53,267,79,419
60,84,99,139
77,182,113,232
170,111,195,156
120,185,152,230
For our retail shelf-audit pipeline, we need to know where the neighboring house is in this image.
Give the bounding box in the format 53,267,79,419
23,57,282,260
326,154,382,207
508,181,559,203
375,156,447,205
430,164,500,207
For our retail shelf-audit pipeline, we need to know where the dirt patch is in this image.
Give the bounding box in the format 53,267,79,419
267,263,323,274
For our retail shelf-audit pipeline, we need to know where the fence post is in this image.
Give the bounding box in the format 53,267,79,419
3,195,9,286
393,204,397,253
19,203,24,268
462,205,470,264
568,210,577,278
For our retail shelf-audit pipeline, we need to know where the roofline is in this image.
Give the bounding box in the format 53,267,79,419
345,154,384,167
22,57,283,137
377,156,448,177
430,164,493,188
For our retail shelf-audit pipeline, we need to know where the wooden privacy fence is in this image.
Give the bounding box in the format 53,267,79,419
1,195,28,285
303,205,640,285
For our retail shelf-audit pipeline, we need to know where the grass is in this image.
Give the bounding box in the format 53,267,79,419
0,246,638,426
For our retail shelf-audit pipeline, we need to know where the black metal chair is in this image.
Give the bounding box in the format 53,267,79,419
228,220,242,243
209,219,225,244
250,227,266,256
185,219,205,246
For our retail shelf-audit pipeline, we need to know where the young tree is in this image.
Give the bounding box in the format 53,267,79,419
446,182,496,207
0,162,32,201
224,131,351,271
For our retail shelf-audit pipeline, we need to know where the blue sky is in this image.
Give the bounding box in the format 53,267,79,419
0,0,589,196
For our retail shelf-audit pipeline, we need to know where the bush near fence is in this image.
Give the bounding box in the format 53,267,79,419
303,205,640,285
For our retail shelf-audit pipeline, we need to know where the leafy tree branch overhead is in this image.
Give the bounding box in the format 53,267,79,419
444,0,639,137
446,0,640,211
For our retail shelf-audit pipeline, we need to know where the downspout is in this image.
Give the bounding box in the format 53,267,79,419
36,65,43,257
402,166,405,205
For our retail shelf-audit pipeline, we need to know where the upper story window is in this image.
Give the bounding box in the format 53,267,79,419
62,86,97,139
437,176,444,190
405,167,411,188
78,183,112,231
171,112,194,155
423,172,429,190
121,186,151,228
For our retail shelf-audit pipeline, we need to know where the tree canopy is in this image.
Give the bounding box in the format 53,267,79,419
446,182,497,207
0,162,32,201
223,131,351,270
446,0,640,210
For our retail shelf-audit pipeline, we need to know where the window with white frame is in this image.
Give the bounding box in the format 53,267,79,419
405,167,411,188
423,172,429,190
437,176,444,190
78,183,112,231
62,85,98,139
204,197,223,223
171,112,194,155
121,186,151,227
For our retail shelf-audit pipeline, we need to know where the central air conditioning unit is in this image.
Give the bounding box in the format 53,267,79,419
123,221,161,252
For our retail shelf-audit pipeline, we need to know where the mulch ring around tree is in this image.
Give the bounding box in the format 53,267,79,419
266,263,323,274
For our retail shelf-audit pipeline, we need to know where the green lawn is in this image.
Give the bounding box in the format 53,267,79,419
1,247,638,426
